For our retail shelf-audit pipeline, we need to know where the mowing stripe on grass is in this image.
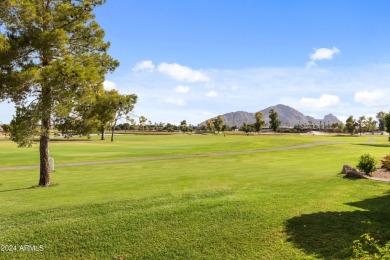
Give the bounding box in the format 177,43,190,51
0,141,336,171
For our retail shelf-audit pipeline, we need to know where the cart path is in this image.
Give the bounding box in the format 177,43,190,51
0,141,336,171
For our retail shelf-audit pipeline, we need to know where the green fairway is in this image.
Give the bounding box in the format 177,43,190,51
0,133,367,167
0,134,297,167
1,134,390,259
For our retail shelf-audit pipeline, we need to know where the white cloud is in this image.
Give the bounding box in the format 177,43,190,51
174,85,190,94
354,89,390,107
132,60,155,72
300,94,341,109
205,90,218,97
307,47,340,68
163,97,186,106
103,80,117,90
101,64,390,125
311,47,340,60
157,63,209,82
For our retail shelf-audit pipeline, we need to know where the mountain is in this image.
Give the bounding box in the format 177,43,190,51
198,104,342,127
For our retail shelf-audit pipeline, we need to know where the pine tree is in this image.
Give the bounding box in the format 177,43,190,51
0,0,119,186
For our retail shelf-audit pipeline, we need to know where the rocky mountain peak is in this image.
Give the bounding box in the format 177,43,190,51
198,105,342,127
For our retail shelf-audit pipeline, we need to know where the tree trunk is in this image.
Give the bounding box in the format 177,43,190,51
100,125,105,140
111,126,114,142
111,120,117,142
39,30,52,186
39,91,51,187
39,131,50,187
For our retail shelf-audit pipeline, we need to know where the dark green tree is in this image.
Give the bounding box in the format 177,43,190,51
180,120,188,132
164,123,174,132
139,116,147,132
345,116,357,135
1,124,11,137
93,90,116,140
269,109,281,133
55,95,100,138
357,115,366,136
384,113,390,141
0,0,119,186
109,92,137,142
213,115,224,133
205,119,214,132
254,111,265,133
377,111,386,132
365,116,377,134
240,122,254,134
337,123,345,133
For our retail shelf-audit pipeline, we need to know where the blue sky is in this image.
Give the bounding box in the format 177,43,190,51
1,0,390,125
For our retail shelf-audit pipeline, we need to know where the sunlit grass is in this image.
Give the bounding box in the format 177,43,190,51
0,134,389,259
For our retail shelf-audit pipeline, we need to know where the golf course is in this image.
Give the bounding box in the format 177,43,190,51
1,133,390,259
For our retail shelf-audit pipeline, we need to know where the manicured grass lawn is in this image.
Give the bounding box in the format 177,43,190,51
0,133,368,167
0,134,390,259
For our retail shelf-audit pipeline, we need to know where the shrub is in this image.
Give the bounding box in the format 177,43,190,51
352,234,390,259
357,154,377,175
381,154,390,171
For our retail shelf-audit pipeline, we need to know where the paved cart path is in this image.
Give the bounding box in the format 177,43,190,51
0,142,337,171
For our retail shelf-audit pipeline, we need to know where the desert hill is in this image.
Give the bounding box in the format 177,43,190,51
199,104,342,127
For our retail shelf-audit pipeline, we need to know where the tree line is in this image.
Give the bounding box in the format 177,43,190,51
3,109,390,139
0,0,136,186
343,112,390,137
200,110,390,135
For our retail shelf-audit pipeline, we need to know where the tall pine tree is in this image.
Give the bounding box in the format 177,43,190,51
0,0,119,186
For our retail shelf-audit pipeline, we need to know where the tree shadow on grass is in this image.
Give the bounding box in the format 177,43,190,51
354,143,390,148
0,186,36,193
285,192,390,259
0,183,59,193
333,135,360,138
49,138,92,142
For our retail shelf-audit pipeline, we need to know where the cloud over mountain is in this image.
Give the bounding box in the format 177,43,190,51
300,94,341,110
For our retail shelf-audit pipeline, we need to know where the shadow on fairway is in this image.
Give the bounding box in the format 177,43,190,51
354,143,390,148
0,183,59,193
49,138,92,142
0,186,37,193
285,192,390,259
